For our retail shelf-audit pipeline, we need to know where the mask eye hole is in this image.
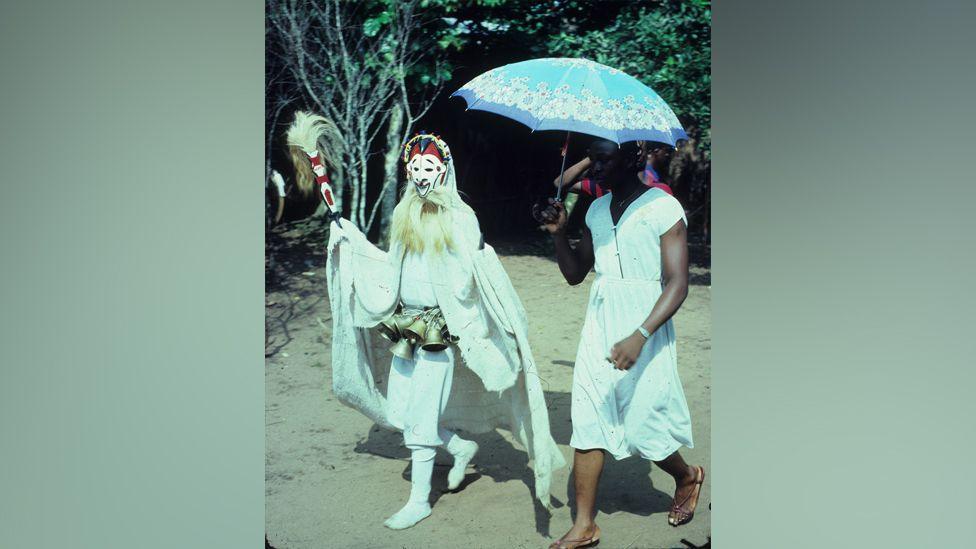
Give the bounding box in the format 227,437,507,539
425,168,433,172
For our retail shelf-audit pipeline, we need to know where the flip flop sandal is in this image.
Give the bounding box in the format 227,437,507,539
548,525,601,549
669,466,705,527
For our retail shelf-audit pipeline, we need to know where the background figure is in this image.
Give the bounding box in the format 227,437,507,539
545,141,680,241
267,170,287,227
551,141,675,200
264,170,288,287
698,161,711,244
668,125,710,238
642,141,676,196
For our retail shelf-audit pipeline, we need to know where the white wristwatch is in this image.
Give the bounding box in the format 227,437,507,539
636,326,651,339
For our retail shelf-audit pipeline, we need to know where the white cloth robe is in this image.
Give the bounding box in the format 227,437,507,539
325,210,565,508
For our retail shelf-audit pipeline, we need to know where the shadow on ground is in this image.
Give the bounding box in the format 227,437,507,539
354,418,560,537
352,384,680,539
265,219,330,358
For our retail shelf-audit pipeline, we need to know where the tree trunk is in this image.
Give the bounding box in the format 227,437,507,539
376,104,403,247
347,137,368,228
335,162,346,214
357,147,368,227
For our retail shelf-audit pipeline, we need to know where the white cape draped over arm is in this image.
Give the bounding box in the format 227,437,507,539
325,214,565,507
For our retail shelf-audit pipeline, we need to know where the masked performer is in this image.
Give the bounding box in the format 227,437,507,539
287,112,564,530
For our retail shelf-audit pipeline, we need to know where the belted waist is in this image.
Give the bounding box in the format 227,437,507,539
396,303,444,320
386,303,452,337
375,303,457,358
591,274,663,306
593,274,662,285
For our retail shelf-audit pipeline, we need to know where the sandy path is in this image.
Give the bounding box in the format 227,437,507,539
266,222,710,549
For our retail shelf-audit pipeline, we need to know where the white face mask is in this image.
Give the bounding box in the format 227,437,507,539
406,153,447,198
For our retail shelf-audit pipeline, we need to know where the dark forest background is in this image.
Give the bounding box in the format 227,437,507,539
266,0,710,243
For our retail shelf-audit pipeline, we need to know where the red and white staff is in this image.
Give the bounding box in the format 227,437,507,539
286,111,342,226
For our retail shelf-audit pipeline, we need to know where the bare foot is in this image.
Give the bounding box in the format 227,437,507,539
668,465,704,526
549,523,600,549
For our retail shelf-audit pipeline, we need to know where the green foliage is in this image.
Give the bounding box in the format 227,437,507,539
279,1,710,151
545,1,711,150
356,0,467,88
421,1,712,151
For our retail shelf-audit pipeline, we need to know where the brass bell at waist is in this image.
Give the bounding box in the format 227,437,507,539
402,316,428,342
393,314,414,332
377,318,401,343
390,337,415,360
420,321,448,351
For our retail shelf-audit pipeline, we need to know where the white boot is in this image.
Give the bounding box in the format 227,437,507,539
446,438,479,491
383,501,431,530
384,447,434,530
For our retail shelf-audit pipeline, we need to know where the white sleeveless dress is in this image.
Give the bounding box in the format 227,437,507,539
570,187,694,461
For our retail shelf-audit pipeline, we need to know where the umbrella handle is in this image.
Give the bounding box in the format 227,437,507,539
555,131,572,203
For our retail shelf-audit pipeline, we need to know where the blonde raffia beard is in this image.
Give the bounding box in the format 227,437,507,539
389,184,463,255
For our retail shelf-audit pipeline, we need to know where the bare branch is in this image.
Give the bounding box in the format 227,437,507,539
267,0,448,233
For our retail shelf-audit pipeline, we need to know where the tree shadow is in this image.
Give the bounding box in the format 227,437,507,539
266,218,330,293
265,219,330,359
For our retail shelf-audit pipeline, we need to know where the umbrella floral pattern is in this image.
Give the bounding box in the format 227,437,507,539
453,57,686,145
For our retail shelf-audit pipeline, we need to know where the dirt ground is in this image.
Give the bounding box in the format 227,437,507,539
265,220,711,549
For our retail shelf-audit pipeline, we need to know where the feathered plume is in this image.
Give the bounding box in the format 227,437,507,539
286,111,342,196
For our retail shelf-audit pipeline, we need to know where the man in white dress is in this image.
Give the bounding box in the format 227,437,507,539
287,113,564,533
538,138,705,548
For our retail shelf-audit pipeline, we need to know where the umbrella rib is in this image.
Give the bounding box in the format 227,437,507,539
533,63,581,133
584,67,615,142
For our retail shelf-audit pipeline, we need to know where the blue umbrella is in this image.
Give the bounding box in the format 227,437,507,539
451,57,687,200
